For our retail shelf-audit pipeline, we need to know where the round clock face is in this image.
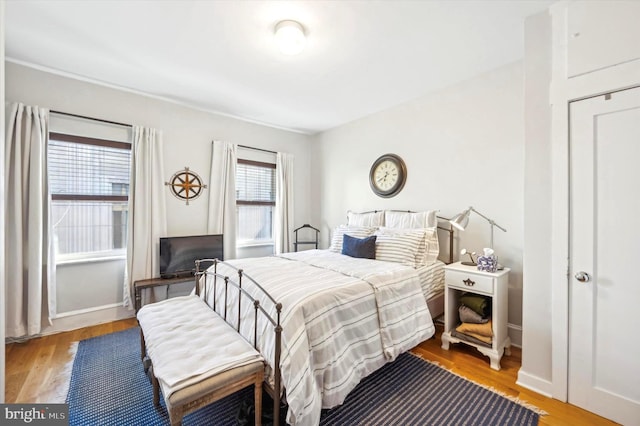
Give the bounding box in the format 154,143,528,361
369,154,407,198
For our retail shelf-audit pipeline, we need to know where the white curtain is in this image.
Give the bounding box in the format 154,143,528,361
274,152,294,254
123,126,167,308
5,103,56,338
207,141,237,260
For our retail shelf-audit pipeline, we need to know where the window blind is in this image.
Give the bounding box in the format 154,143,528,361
236,160,276,204
48,132,131,257
49,133,131,201
236,159,276,244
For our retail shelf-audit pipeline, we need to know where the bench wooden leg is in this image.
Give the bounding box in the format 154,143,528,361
254,379,262,426
151,368,160,407
169,411,183,426
139,329,146,361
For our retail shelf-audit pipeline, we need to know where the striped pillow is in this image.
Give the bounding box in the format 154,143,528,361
329,225,377,252
423,227,440,265
374,231,423,267
378,227,440,266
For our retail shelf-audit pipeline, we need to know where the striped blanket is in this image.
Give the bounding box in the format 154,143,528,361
202,250,435,426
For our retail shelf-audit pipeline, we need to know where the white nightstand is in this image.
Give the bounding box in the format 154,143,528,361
441,261,511,370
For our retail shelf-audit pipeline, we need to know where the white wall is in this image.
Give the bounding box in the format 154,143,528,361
5,61,313,330
518,11,553,396
6,62,313,238
56,260,126,312
312,62,526,344
1,0,6,403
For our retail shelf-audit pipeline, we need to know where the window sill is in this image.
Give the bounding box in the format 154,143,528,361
57,254,126,266
237,242,274,248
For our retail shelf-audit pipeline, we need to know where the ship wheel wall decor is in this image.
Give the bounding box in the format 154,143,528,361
165,167,207,205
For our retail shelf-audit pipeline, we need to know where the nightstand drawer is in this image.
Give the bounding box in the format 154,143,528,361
446,270,494,294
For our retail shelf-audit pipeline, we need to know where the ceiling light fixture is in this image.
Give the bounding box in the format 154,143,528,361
275,20,306,55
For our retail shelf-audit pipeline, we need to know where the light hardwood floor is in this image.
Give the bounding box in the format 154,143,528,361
5,318,137,404
5,319,617,425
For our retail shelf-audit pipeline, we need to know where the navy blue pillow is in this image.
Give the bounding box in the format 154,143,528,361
341,234,377,259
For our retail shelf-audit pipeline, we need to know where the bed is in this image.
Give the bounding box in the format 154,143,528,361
194,210,454,425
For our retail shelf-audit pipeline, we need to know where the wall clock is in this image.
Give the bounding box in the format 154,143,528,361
369,153,407,198
165,167,207,205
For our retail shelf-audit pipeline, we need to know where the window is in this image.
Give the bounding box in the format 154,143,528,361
236,159,276,245
48,132,132,260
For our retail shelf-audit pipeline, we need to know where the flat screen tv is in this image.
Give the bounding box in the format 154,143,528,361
159,234,223,278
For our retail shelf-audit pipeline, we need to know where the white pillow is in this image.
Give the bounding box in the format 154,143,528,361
347,210,385,227
377,227,439,266
384,210,437,229
374,232,422,267
329,225,377,252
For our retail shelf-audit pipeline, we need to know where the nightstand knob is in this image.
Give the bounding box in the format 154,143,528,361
463,278,475,286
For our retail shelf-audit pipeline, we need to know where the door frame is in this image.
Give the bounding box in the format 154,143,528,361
548,4,640,402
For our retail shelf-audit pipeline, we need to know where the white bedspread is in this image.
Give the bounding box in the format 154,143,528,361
203,250,435,426
137,295,263,396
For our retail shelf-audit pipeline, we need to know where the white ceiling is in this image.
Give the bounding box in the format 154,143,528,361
5,0,555,134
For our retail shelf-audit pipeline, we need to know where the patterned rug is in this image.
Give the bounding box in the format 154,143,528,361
66,327,542,425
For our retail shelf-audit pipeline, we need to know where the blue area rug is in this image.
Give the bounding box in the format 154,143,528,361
67,327,540,425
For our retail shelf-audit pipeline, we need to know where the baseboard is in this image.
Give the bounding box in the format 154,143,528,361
55,303,124,318
40,304,135,336
516,368,553,397
507,323,522,348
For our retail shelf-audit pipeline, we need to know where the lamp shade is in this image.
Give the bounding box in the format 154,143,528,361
275,20,306,55
450,207,472,231
449,206,506,249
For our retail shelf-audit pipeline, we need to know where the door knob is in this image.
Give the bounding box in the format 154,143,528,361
575,271,591,282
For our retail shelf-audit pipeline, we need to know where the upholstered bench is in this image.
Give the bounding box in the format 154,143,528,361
137,294,265,426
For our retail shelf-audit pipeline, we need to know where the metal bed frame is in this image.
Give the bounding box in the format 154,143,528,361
194,259,284,426
192,213,455,425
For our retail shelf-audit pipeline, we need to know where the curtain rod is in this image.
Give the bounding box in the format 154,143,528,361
238,144,277,155
51,110,132,128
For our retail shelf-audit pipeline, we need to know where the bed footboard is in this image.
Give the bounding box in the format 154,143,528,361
195,259,284,426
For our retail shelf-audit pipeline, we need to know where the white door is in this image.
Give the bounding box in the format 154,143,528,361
569,86,640,425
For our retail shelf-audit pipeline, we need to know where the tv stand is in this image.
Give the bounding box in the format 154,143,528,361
160,272,194,280
134,275,197,313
